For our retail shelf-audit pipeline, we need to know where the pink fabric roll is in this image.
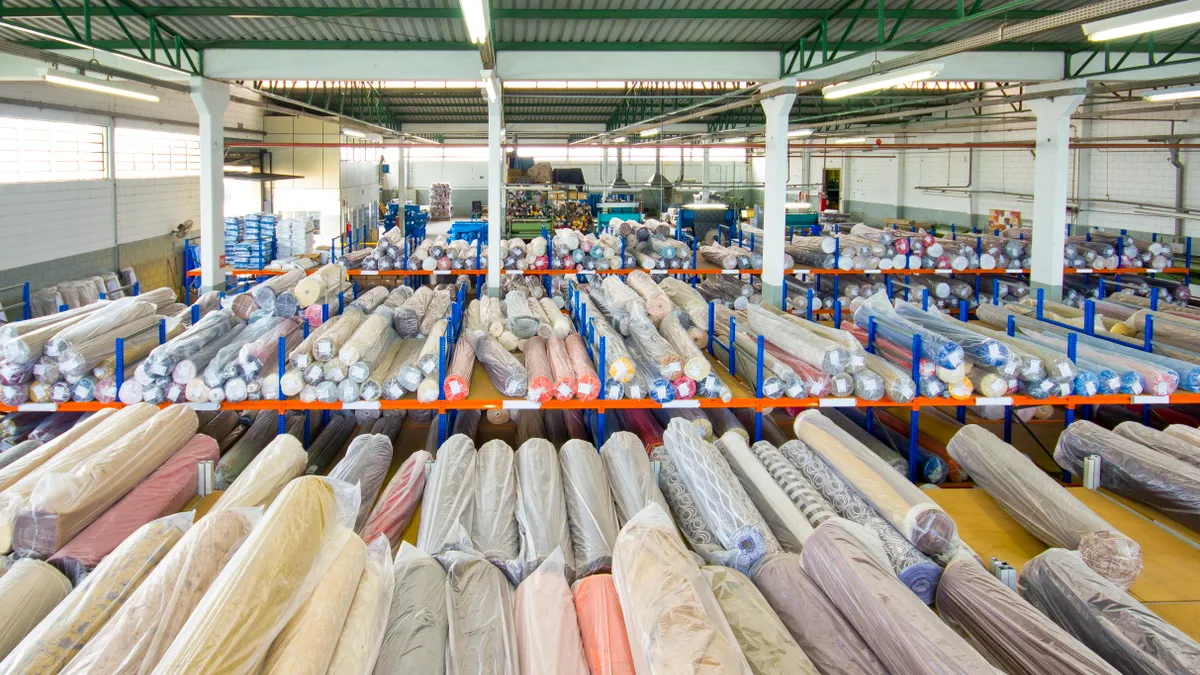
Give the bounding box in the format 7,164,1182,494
547,334,577,402
572,574,635,675
515,553,590,675
565,334,600,402
525,336,553,404
359,450,430,550
47,433,218,584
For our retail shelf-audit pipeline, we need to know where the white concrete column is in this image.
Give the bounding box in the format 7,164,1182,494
190,76,230,292
702,148,711,201
396,146,407,208
601,147,609,193
1028,90,1085,301
485,72,505,297
760,91,796,308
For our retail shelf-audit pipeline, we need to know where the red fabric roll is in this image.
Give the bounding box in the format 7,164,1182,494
572,574,636,675
672,376,697,400
47,433,218,584
616,410,663,451
444,333,476,402
359,450,430,550
525,336,553,403
547,334,577,402
565,334,600,402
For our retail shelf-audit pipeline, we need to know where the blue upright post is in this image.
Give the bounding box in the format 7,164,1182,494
114,337,125,391
159,319,167,344
191,304,200,325
277,336,286,433
728,315,737,376
21,282,30,320
908,334,922,483
833,300,842,329
707,302,715,356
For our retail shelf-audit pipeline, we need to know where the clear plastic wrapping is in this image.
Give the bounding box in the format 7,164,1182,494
560,440,620,577
417,434,477,557
947,424,1143,587
702,565,819,675
1,512,191,674
611,504,752,675
598,432,669,526
443,333,474,401
214,410,286,490
392,286,432,338
514,549,591,675
294,264,346,307
935,557,1121,675
505,290,541,339
146,310,234,377
0,559,72,661
895,302,1011,367
473,440,519,578
524,336,553,403
329,434,394,531
600,276,647,318
516,438,575,583
1114,421,1200,470
657,277,710,330
444,550,520,675
853,293,964,370
571,574,636,675
626,303,683,380
547,334,577,401
326,535,394,675
748,305,851,375
376,543,447,673
338,312,393,367
45,297,157,358
151,476,359,675
1055,420,1200,530
466,329,528,398
315,309,365,363
716,432,812,554
213,432,308,513
419,289,455,338
564,334,600,401
625,270,672,321
1019,548,1200,675
799,519,995,673
577,295,634,383
658,311,710,381
359,450,429,551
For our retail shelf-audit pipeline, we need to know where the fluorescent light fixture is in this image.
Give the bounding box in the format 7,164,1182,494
39,68,160,102
684,203,728,210
1141,84,1200,101
823,63,944,99
342,128,366,138
832,136,868,144
641,128,660,137
8,22,182,73
723,136,747,143
459,0,489,44
610,136,628,143
229,14,267,19
1084,0,1200,41
786,202,814,209
788,128,814,137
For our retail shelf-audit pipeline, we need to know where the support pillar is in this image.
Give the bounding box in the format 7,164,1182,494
761,91,796,308
396,146,407,209
1029,87,1085,301
701,148,710,201
601,146,609,193
485,71,505,297
190,76,230,292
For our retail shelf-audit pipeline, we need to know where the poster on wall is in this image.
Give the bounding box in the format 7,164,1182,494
988,209,1021,228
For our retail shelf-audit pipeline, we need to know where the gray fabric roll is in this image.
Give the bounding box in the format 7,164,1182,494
472,440,519,581
374,543,447,675
444,550,519,675
559,440,620,578
515,439,574,584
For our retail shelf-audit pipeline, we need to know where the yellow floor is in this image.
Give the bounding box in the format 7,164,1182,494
929,487,1200,640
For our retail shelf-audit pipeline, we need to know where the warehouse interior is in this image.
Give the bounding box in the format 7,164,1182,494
1,1,1200,672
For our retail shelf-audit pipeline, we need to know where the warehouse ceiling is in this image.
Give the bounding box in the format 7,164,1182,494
0,0,1197,137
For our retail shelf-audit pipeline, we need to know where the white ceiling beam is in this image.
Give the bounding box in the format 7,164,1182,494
495,50,780,80
798,51,1065,83
204,49,484,80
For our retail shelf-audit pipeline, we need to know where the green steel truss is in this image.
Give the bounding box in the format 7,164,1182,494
1065,27,1200,78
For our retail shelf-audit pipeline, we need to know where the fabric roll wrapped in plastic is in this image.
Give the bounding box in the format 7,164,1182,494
625,270,673,322
145,310,234,377
329,434,394,531
748,304,851,375
794,410,960,556
444,550,520,675
1055,420,1200,530
473,440,520,580
416,319,448,376
215,411,289,490
799,519,995,673
716,433,812,554
571,574,635,675
1114,420,1200,470
466,329,529,398
625,303,684,381
611,503,753,675
417,434,477,558
443,333,475,401
359,450,429,551
546,334,577,401
314,309,366,363
376,543,447,674
748,441,839,528
293,263,346,308
936,557,1121,675
1019,548,1200,675
391,286,432,338
577,295,635,383
288,315,341,369
560,440,620,577
1,512,191,674
563,334,600,402
524,336,554,403
660,420,781,573
213,433,308,513
516,438,575,584
703,564,819,675
505,290,541,339
325,535,394,675
853,293,964,370
599,432,670,527
514,549,591,675
0,559,72,661
948,424,1143,586
895,302,1011,367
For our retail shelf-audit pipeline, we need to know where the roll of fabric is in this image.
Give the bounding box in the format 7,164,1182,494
751,553,888,675
524,336,554,403
1164,423,1200,449
936,557,1120,675
546,334,577,401
360,450,429,551
14,405,198,559
703,565,818,675
443,333,475,401
329,434,394,531
716,433,812,553
151,477,357,674
748,441,838,528
0,407,115,493
61,508,258,675
212,434,307,514
47,433,218,584
560,440,620,578
0,559,72,661
571,574,635,675
799,519,994,673
661,418,780,574
444,550,520,675
514,550,590,675
611,504,752,675
261,534,366,675
563,334,600,402
213,408,281,490
294,264,346,308
947,424,1143,587
780,439,943,604
794,410,959,556
327,536,394,675
1019,548,1200,675
625,270,672,322
598,432,670,526
1055,420,1200,530
375,543,447,675
0,512,191,674
651,445,723,561
515,439,574,583
306,413,357,475
417,434,477,558
473,440,519,579
1114,421,1200,469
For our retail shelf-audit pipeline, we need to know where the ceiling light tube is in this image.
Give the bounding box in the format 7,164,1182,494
9,22,182,74
832,136,868,144
342,128,366,138
39,68,160,102
822,63,944,99
641,128,660,137
787,128,814,137
1084,0,1200,41
459,0,489,44
1141,84,1200,101
723,136,747,143
610,136,628,143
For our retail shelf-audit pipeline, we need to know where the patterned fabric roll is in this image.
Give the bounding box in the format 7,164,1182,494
749,441,838,528
650,445,722,561
781,440,943,605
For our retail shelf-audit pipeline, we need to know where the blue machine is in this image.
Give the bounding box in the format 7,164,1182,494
405,203,429,237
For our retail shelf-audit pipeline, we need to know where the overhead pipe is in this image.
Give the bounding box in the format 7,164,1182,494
224,140,1200,150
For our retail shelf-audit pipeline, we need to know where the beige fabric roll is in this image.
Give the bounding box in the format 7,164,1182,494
625,271,672,322
0,559,72,661
327,536,395,675
212,435,308,513
61,508,258,675
1165,424,1200,449
14,405,198,558
261,534,366,675
315,309,366,363
151,477,357,675
0,513,191,674
295,264,347,308
0,404,158,554
339,313,393,366
702,565,818,675
0,407,116,493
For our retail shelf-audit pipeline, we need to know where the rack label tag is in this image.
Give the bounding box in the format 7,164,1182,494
720,269,740,275
818,398,857,407
935,269,952,275
503,400,541,409
662,400,701,408
1005,269,1024,274
975,397,1013,406
1132,395,1170,404
183,402,221,411
343,401,382,410
17,403,57,412
359,270,379,276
